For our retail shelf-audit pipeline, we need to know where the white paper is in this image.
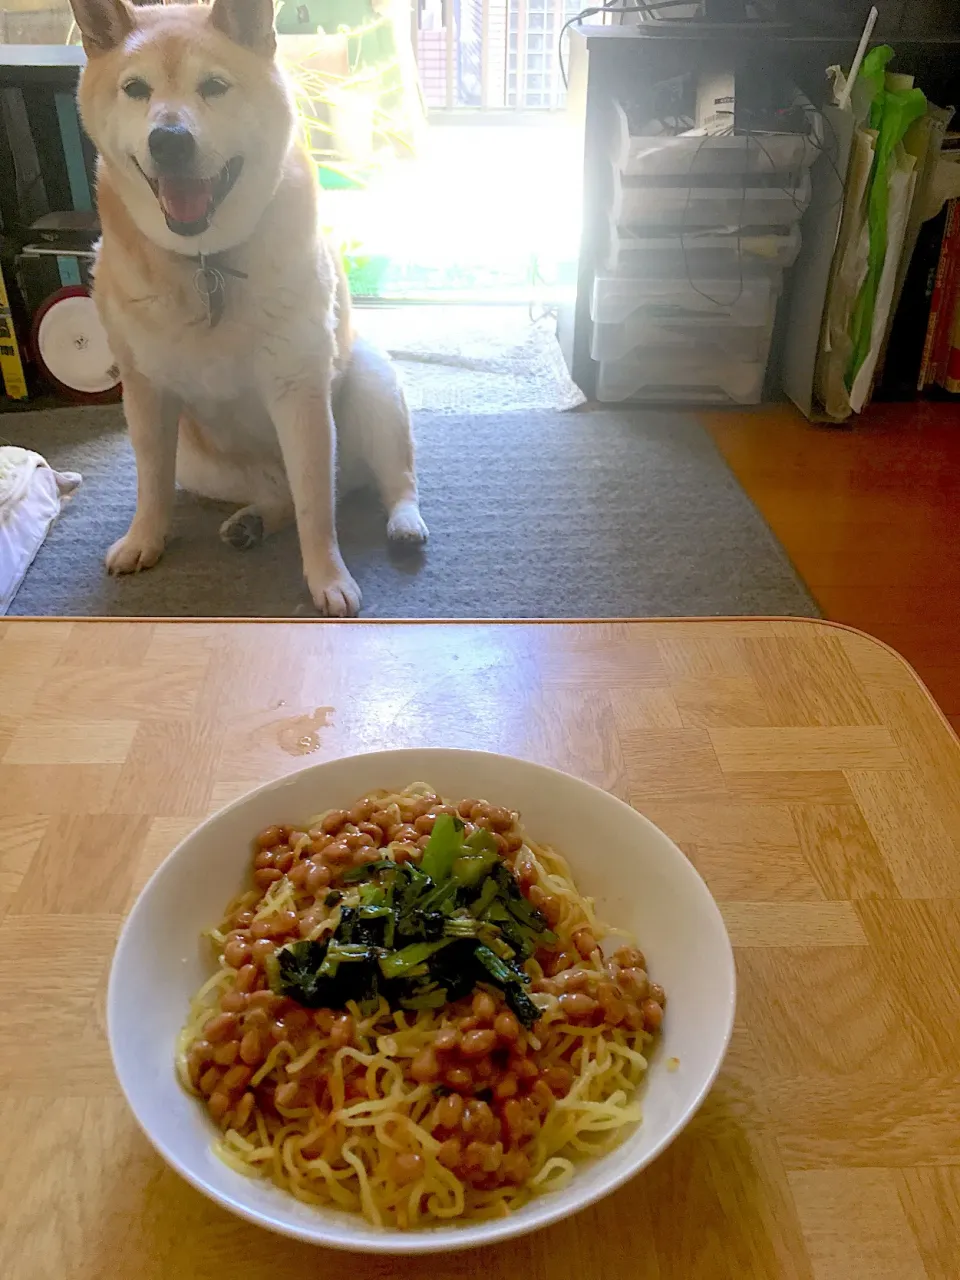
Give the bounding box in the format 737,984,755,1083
815,125,876,420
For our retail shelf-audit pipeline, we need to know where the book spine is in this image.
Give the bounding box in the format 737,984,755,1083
943,344,960,394
0,258,28,401
931,200,960,387
919,198,958,391
943,286,960,393
880,203,947,398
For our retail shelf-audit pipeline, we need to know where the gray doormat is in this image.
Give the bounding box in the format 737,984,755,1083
3,406,817,619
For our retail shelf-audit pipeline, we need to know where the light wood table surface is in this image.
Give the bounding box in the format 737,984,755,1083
1,617,959,1280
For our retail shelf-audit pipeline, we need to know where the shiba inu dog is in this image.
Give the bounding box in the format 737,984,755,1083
68,0,427,616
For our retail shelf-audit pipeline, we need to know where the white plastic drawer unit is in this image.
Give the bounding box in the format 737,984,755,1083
590,272,781,329
595,348,768,405
602,221,802,276
590,307,776,364
609,164,812,228
608,100,823,178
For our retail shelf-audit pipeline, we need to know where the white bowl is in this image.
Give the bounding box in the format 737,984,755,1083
108,748,735,1254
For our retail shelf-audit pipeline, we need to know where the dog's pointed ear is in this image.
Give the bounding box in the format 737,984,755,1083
68,0,134,56
209,0,277,57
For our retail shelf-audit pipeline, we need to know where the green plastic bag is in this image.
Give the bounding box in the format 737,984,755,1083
845,46,927,389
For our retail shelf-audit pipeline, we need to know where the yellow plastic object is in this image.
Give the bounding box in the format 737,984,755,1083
0,260,28,400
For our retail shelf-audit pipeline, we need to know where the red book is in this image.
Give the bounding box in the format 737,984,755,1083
942,285,960,392
919,198,960,391
931,201,960,387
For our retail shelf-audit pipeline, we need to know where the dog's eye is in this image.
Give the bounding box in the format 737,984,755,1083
198,77,231,100
121,78,152,101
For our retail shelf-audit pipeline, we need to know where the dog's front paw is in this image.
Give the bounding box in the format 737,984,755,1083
220,508,265,551
307,563,362,617
387,501,429,544
105,526,166,575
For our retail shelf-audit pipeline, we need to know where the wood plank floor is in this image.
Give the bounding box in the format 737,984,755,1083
703,401,960,737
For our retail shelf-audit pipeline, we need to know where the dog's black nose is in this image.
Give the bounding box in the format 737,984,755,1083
148,123,196,172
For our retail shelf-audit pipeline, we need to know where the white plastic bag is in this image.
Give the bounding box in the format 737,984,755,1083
0,447,81,614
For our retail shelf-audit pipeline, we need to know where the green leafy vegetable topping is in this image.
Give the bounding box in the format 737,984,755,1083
378,938,453,980
271,939,328,1005
268,807,555,1028
450,847,500,888
341,859,394,883
419,813,466,882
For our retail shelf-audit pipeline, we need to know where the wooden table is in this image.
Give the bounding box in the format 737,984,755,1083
2,617,958,1280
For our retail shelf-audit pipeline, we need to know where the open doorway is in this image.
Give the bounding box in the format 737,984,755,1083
281,0,584,301
278,0,589,408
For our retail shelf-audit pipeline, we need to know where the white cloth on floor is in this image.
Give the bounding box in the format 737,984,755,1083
0,446,81,614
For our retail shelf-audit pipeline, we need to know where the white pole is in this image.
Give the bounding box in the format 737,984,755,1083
838,5,879,112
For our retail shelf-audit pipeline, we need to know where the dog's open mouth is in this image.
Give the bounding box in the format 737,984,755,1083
137,156,244,236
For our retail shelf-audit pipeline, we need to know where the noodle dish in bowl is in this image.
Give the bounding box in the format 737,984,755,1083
108,749,735,1253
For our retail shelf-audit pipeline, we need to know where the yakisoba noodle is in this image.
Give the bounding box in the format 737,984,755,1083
176,783,666,1229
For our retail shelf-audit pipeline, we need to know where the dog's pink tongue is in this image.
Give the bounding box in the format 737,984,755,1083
157,176,213,225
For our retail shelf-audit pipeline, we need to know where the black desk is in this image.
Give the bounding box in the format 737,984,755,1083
563,23,960,399
0,44,84,79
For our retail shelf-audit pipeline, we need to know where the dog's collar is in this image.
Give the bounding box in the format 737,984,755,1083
190,251,248,328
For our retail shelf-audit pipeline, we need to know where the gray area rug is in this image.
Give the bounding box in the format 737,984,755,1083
3,406,817,619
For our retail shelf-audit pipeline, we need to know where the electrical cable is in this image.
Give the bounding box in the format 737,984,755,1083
558,1,698,90
677,127,747,309
611,95,836,323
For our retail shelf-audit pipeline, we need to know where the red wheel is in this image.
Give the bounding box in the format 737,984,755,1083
30,284,121,404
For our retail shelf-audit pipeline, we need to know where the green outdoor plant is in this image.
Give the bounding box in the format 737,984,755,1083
278,0,423,188
276,0,425,293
